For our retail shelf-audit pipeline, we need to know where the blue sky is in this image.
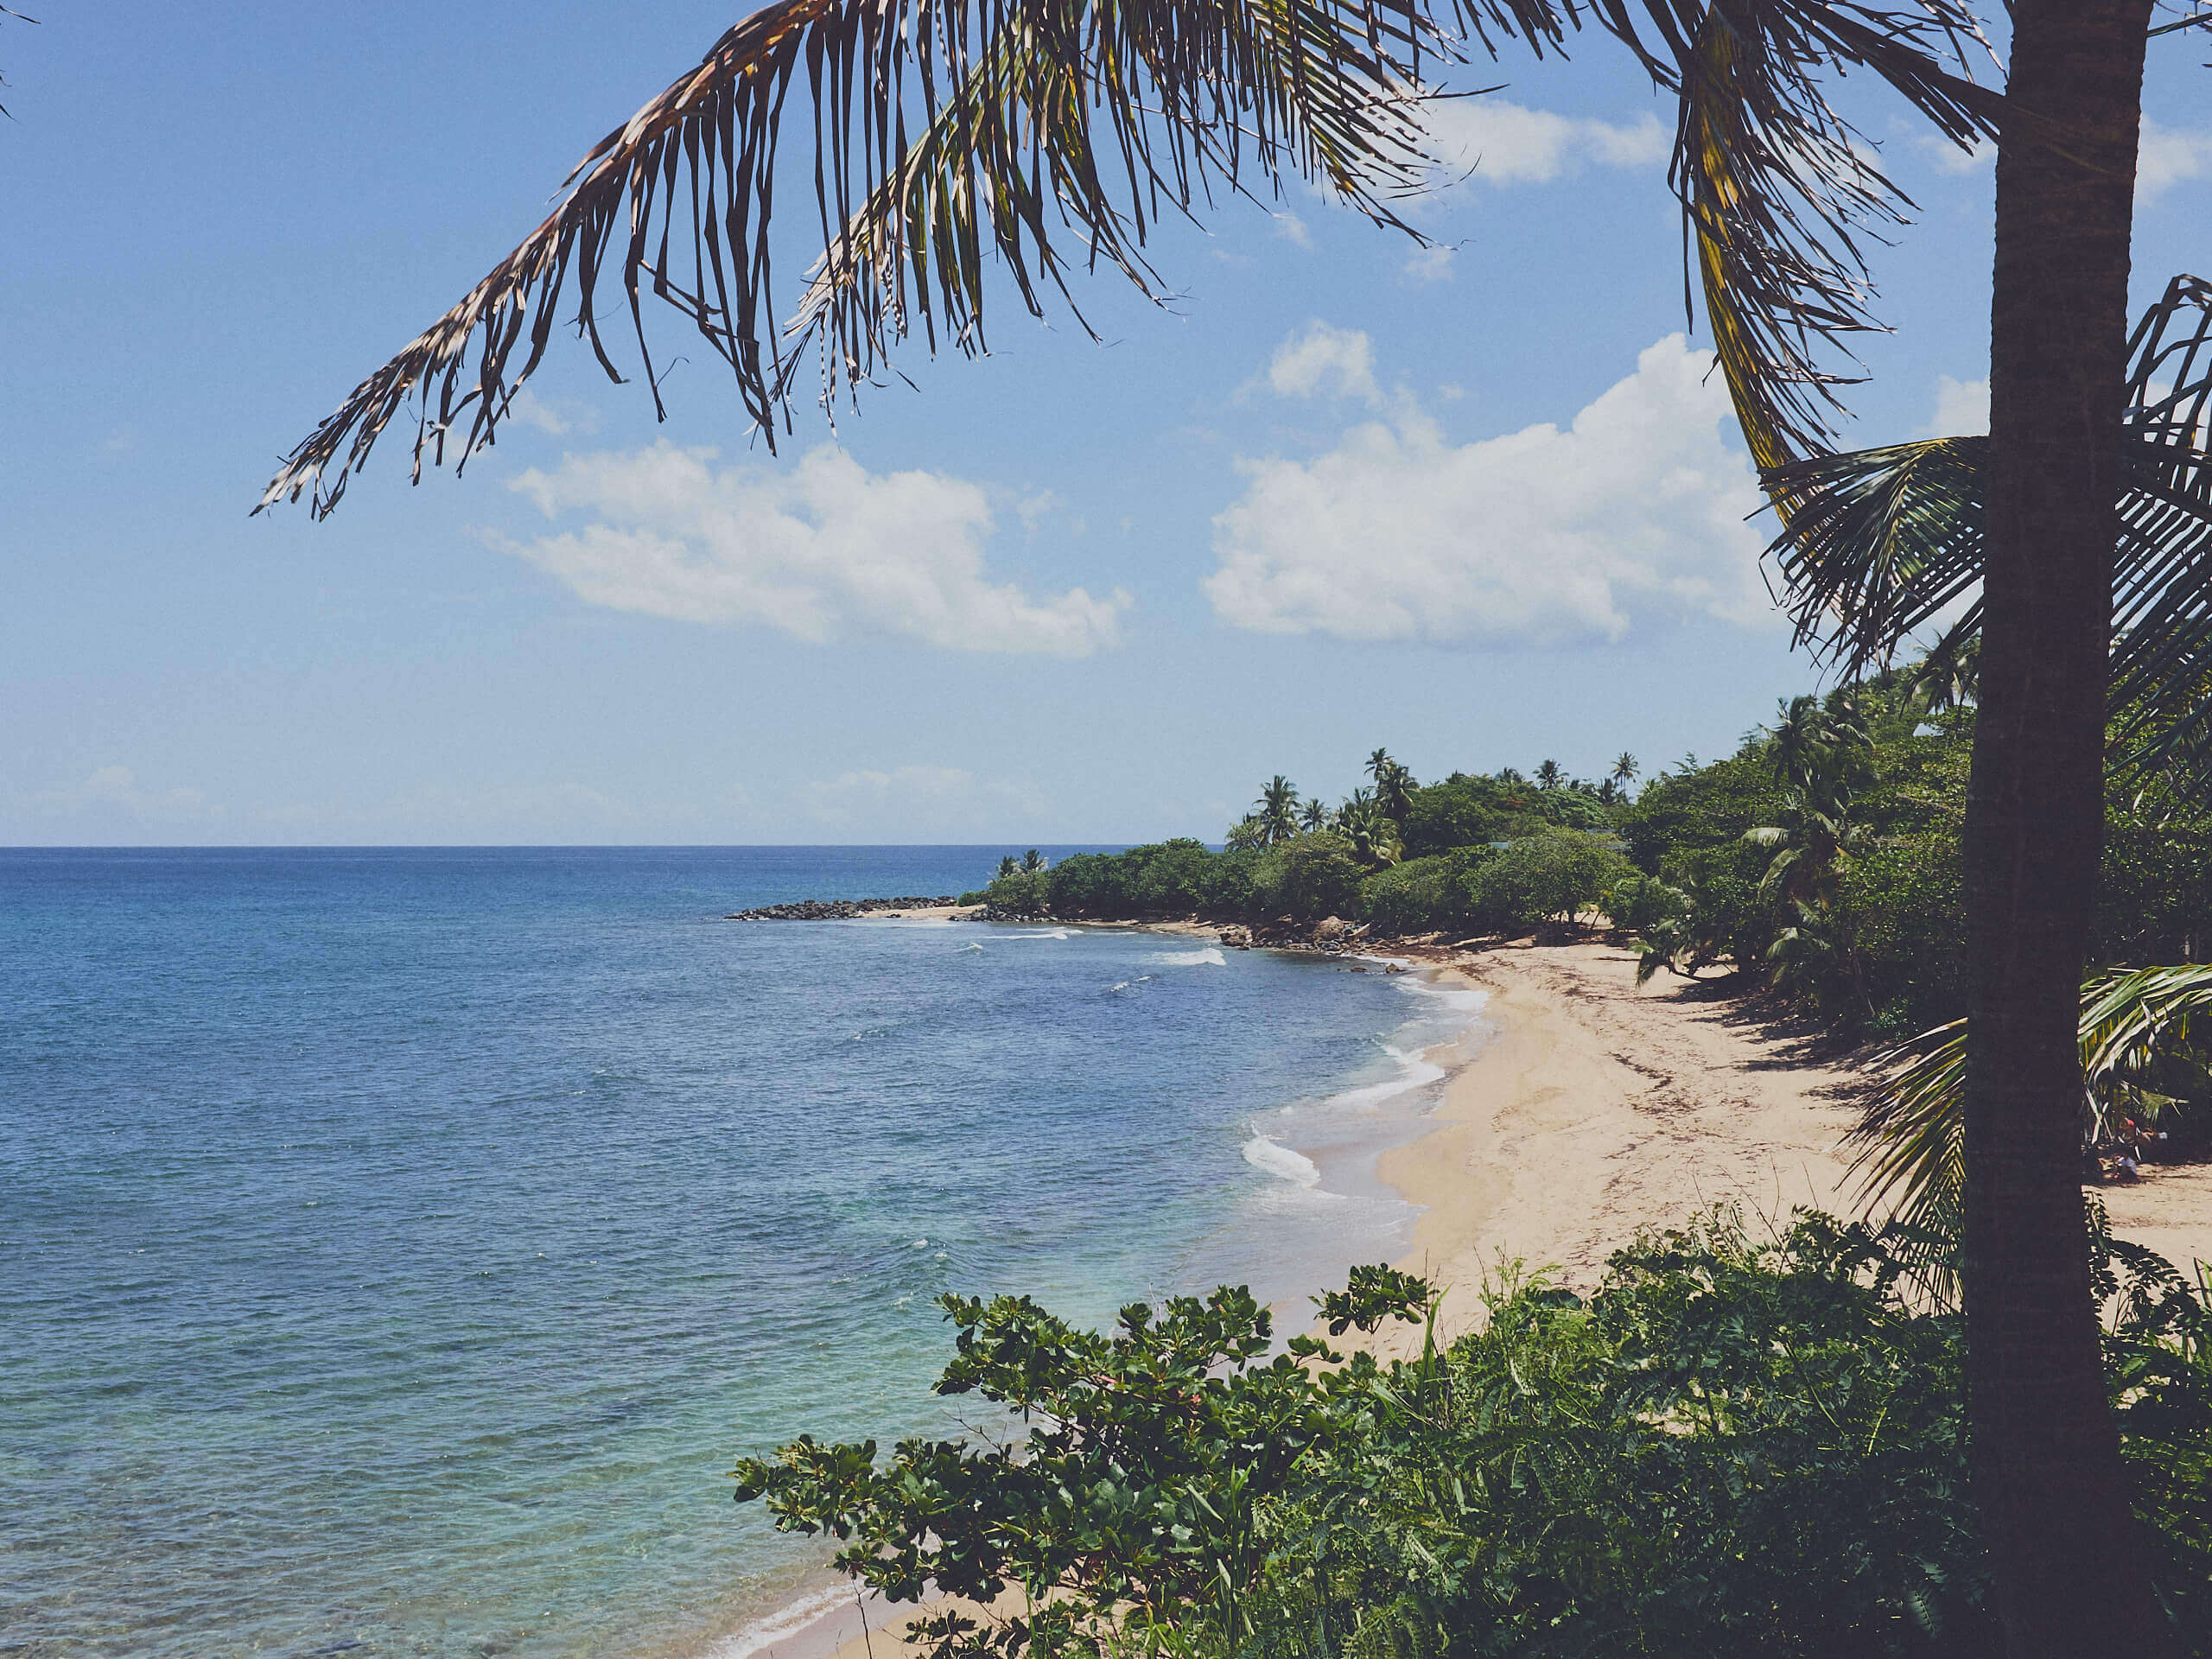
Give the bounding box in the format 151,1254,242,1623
6,3,2210,845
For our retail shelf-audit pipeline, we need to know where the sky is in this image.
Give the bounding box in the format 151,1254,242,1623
4,3,2210,845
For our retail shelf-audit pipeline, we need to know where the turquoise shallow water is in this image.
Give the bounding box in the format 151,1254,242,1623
1,848,1484,1659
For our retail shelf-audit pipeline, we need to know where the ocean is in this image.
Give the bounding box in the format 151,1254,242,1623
1,848,1487,1659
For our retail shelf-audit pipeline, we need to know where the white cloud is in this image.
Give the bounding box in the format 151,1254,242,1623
1205,334,1777,646
2139,118,2212,204
503,389,599,437
30,765,224,824
1914,132,1991,176
1402,244,1458,285
1264,322,1382,406
1922,374,1989,437
496,442,1128,658
1272,212,1314,249
1421,97,1669,186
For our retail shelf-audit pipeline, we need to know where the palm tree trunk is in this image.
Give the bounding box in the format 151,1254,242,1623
1966,3,2170,1650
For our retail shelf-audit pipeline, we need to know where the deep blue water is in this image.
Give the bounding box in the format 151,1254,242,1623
0,849,1480,1659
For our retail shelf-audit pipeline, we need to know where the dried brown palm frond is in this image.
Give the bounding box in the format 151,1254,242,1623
257,0,1439,518
0,5,37,119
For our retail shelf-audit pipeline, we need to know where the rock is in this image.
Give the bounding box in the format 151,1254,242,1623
725,894,957,921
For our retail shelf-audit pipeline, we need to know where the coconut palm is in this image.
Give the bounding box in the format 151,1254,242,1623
1298,798,1329,832
1611,753,1639,788
1336,793,1400,868
1020,849,1047,874
1533,759,1563,792
256,0,2198,1637
996,855,1019,880
1254,776,1300,847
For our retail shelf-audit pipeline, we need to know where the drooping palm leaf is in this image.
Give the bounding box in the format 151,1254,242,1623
1765,274,2212,792
264,0,1997,518
257,0,1440,518
1852,962,2212,1276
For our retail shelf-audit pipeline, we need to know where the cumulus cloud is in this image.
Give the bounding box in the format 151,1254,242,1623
1264,322,1382,405
1421,97,1669,186
2139,118,2212,204
1922,374,1989,437
1205,332,1777,646
497,442,1128,658
1913,132,1992,175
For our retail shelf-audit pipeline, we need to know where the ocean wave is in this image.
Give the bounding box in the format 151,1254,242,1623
1000,928,1073,941
1151,947,1226,967
1106,975,1154,994
703,1580,857,1659
1320,1044,1448,1112
1241,1134,1320,1187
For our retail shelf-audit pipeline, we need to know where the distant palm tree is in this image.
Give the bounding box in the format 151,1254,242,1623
1020,849,1047,874
1254,777,1300,847
1298,798,1328,833
1373,760,1415,822
1535,760,1563,792
1611,753,1640,787
1336,793,1400,868
996,855,1019,880
1366,747,1394,785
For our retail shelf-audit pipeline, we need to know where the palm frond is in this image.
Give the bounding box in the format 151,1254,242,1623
1605,0,1998,473
1764,274,2212,792
258,0,1439,519
1852,963,2212,1278
0,5,37,119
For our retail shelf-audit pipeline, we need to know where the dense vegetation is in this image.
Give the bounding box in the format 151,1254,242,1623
961,671,2212,1058
738,1209,2212,1656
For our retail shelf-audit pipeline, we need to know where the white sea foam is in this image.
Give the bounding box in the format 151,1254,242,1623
1320,1044,1448,1112
1001,928,1073,941
1152,947,1226,967
703,1581,857,1659
1241,1134,1321,1187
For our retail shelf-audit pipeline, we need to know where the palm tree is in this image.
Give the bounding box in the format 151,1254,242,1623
1534,759,1563,792
1611,753,1639,789
1374,760,1416,822
257,0,2194,1640
1020,849,1046,874
1254,777,1299,848
1298,798,1328,833
996,855,1019,880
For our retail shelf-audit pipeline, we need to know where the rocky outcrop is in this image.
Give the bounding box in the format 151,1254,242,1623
725,895,958,920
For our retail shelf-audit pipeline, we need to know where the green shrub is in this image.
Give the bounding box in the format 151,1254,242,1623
734,1206,2212,1658
1251,832,1366,922
1601,869,1688,933
1362,848,1492,936
1467,827,1631,933
982,869,1051,918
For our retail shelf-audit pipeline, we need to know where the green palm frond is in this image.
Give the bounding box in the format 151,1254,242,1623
264,0,1999,519
1766,273,2212,793
1852,962,2212,1273
258,0,1435,518
1632,0,1997,474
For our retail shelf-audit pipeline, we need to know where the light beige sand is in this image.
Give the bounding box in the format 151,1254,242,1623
1380,937,2212,1349
764,932,2212,1659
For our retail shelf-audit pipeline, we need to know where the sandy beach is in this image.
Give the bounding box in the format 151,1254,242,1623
1382,937,2212,1347
752,931,2212,1659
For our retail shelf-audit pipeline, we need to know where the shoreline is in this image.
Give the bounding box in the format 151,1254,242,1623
704,925,2212,1659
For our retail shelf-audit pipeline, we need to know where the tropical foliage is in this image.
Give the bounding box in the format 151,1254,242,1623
736,1207,2212,1657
